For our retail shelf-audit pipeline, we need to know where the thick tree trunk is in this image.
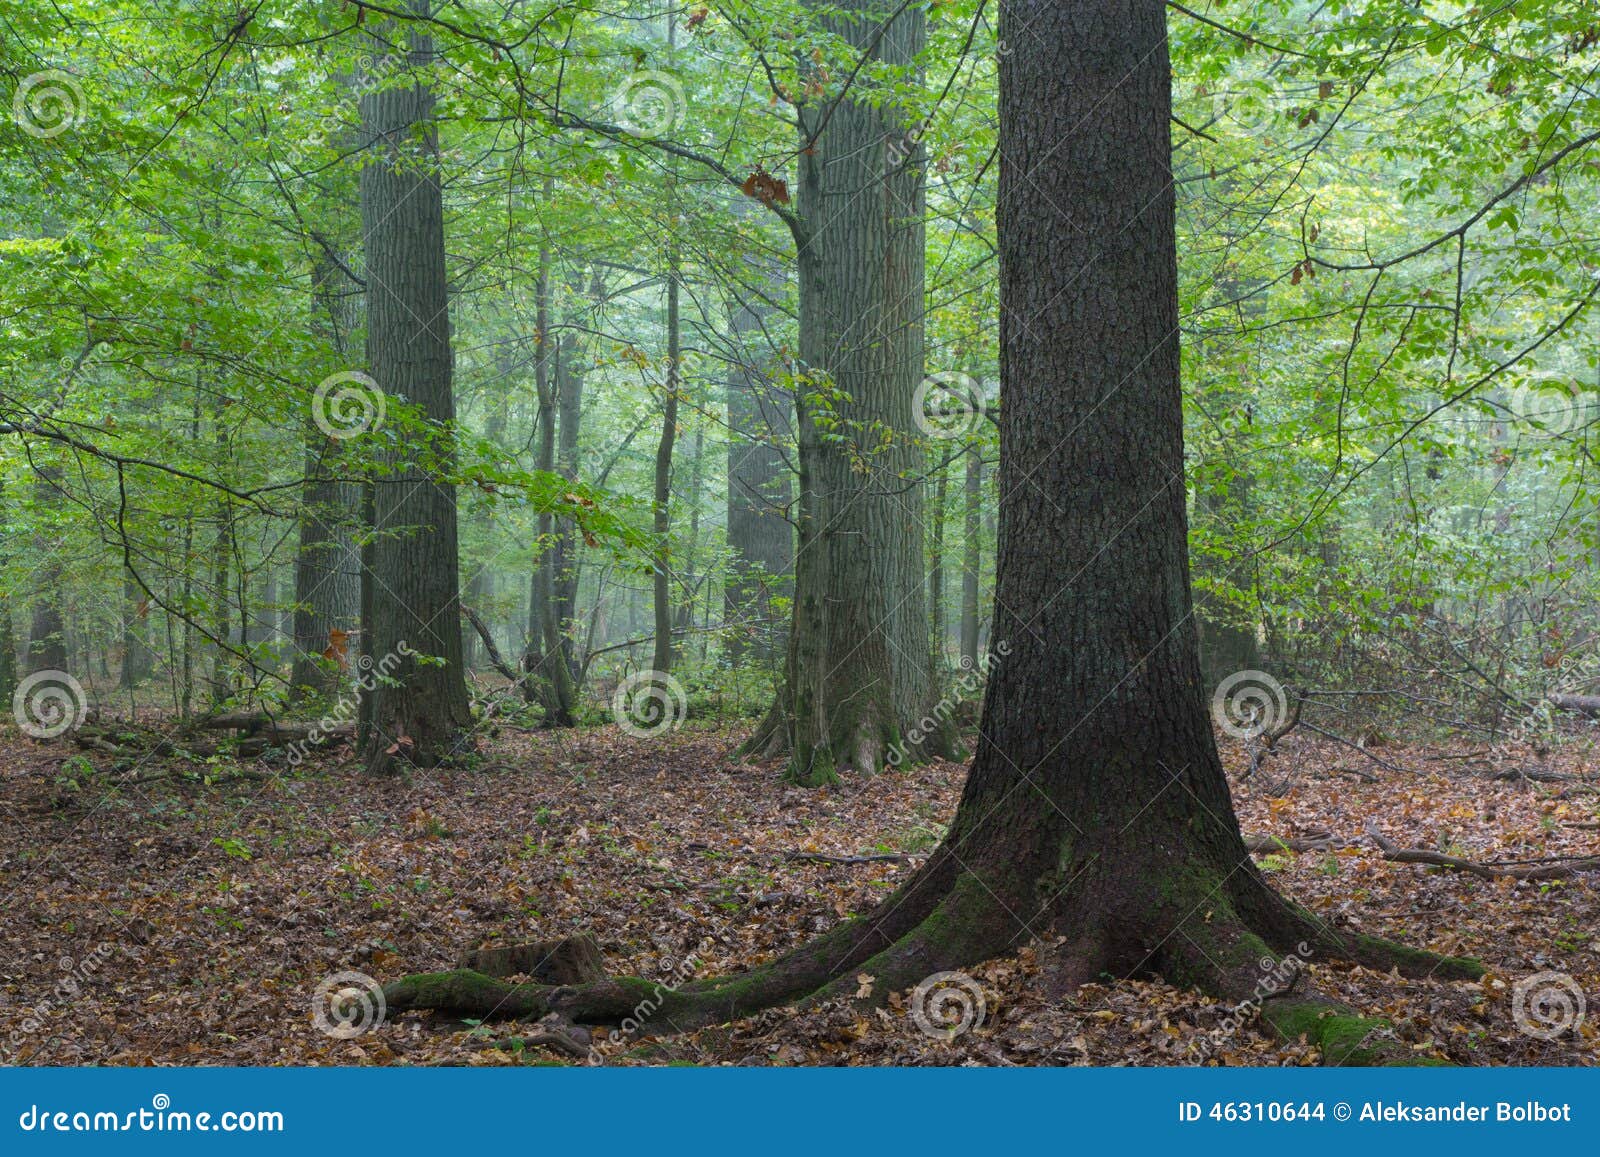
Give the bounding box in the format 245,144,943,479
756,0,949,782
356,2,472,772
391,0,1478,1064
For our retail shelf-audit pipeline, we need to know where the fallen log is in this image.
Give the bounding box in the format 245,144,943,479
1548,693,1600,715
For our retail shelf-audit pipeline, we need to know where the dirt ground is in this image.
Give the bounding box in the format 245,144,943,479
2,722,1596,1066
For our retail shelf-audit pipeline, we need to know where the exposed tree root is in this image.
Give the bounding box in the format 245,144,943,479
383,842,1483,1066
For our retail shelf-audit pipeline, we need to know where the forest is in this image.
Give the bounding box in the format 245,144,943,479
0,0,1597,1072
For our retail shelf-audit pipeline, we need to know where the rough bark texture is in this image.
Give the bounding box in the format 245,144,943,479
388,0,1478,1065
759,0,948,783
357,4,472,772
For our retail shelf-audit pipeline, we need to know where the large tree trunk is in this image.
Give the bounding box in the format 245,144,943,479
752,0,949,783
356,2,472,772
390,0,1478,1064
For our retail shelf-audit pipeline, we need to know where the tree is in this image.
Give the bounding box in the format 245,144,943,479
747,0,952,783
723,235,793,665
387,1,1478,1060
357,3,472,773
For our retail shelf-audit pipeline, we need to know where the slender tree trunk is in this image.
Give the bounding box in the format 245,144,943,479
25,464,68,674
928,457,948,660
0,480,17,701
958,448,982,667
752,0,949,783
652,239,680,677
357,1,472,772
522,243,578,725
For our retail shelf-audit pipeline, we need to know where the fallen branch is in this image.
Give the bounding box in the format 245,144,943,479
1362,822,1600,881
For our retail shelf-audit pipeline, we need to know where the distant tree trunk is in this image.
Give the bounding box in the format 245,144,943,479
958,449,982,667
26,464,68,673
357,1,472,772
652,239,680,677
522,243,578,726
291,254,362,700
120,571,154,687
928,457,948,658
723,222,793,665
0,480,16,701
751,0,949,783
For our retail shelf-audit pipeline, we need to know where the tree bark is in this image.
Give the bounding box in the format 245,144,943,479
958,448,982,667
651,236,680,677
754,0,950,782
356,0,472,772
522,244,579,726
390,0,1478,1064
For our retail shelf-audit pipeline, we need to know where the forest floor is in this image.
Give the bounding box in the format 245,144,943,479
2,720,1597,1066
